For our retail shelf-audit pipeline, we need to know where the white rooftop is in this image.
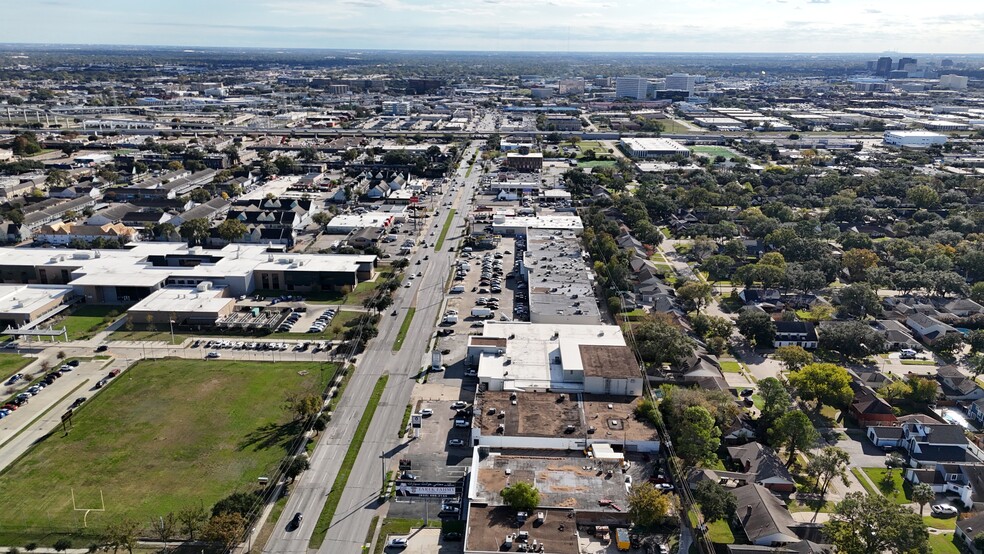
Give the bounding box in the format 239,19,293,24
472,322,626,391
620,137,690,153
129,286,234,314
0,284,74,315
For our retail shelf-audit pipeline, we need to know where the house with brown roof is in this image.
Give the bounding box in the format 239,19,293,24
35,222,138,246
849,392,898,428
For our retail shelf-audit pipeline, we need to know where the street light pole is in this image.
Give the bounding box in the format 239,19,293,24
169,320,175,346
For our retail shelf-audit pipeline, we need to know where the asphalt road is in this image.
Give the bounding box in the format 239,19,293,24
262,142,481,554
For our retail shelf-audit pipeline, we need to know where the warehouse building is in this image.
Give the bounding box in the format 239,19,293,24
619,137,691,159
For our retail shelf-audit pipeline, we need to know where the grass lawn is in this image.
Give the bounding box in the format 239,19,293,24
108,330,193,342
901,359,939,366
690,146,737,160
435,209,456,251
923,515,957,531
393,308,416,351
928,533,960,554
660,119,695,134
0,359,336,543
0,352,32,382
57,305,122,340
851,468,878,496
577,160,617,169
705,519,735,544
342,270,394,306
720,361,743,373
862,468,910,504
372,518,440,554
576,140,609,158
310,375,388,548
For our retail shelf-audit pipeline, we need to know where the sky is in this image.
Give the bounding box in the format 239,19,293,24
1,0,982,53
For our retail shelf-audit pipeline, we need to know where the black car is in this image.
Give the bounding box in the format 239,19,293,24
95,345,108,352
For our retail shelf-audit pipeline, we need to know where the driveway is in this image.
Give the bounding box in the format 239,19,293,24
833,428,890,467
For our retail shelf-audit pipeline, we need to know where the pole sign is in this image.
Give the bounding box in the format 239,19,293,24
394,481,461,498
411,414,422,429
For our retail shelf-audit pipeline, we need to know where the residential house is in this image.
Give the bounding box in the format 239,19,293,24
726,443,796,492
955,512,984,553
773,321,818,349
850,391,898,428
906,313,960,345
170,198,231,227
348,227,387,249
867,426,905,449
732,484,800,547
906,463,984,511
35,222,138,246
616,232,647,258
0,222,24,244
122,211,172,230
937,366,984,402
739,288,781,307
902,421,984,468
941,298,984,318
871,319,922,351
969,398,984,426
85,203,138,226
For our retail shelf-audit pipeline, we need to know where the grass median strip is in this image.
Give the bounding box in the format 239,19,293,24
310,374,389,548
392,307,416,351
435,208,456,251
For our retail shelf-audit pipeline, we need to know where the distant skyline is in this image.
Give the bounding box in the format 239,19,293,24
1,0,983,54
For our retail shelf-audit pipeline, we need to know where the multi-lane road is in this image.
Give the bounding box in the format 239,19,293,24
262,142,481,554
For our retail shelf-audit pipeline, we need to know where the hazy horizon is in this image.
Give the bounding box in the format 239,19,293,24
1,0,982,54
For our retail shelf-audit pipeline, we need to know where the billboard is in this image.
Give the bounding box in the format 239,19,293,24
394,481,461,498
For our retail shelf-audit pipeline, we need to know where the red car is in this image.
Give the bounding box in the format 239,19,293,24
108,369,121,378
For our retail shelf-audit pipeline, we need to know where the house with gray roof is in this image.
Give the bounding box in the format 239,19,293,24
732,484,800,546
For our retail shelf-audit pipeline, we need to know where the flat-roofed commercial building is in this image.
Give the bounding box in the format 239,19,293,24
504,152,543,172
620,137,691,159
491,215,583,236
466,322,640,394
883,130,948,147
522,230,599,324
126,283,235,326
0,243,375,304
615,76,648,100
0,284,76,328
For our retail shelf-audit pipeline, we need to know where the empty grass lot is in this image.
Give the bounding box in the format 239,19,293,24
862,467,911,504
0,359,335,540
57,305,122,340
0,352,32,382
690,145,737,160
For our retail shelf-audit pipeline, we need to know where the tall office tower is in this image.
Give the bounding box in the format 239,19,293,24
875,57,893,76
898,57,917,71
615,76,649,100
664,72,697,93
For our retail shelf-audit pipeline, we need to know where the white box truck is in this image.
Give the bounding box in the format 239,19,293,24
471,307,493,318
450,285,465,293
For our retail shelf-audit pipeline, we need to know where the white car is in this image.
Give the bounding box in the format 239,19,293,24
932,504,958,516
206,351,221,359
387,537,408,549
448,438,465,447
420,408,434,417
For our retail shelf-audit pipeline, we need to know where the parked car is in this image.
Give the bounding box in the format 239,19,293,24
420,408,433,417
932,504,958,516
206,351,221,359
448,438,465,447
387,538,408,550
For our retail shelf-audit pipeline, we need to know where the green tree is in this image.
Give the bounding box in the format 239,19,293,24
904,375,939,405
46,169,70,187
693,479,737,523
285,455,311,482
788,363,854,411
12,132,42,156
167,161,185,171
274,156,298,174
52,539,72,553
202,512,246,551
501,482,540,511
312,212,333,229
211,491,255,518
758,377,791,425
150,512,177,551
105,518,140,554
675,405,721,468
630,316,695,368
627,482,671,527
676,281,713,312
284,392,321,421
842,248,879,279
819,321,886,360
911,483,934,516
906,185,939,209
216,218,248,243
178,218,211,245
177,503,209,541
836,283,881,319
825,492,927,554
807,446,850,496
770,410,819,467
933,332,965,360
774,345,813,372
701,255,734,281
736,309,776,348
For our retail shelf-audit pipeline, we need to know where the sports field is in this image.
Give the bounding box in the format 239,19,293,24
0,359,335,539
